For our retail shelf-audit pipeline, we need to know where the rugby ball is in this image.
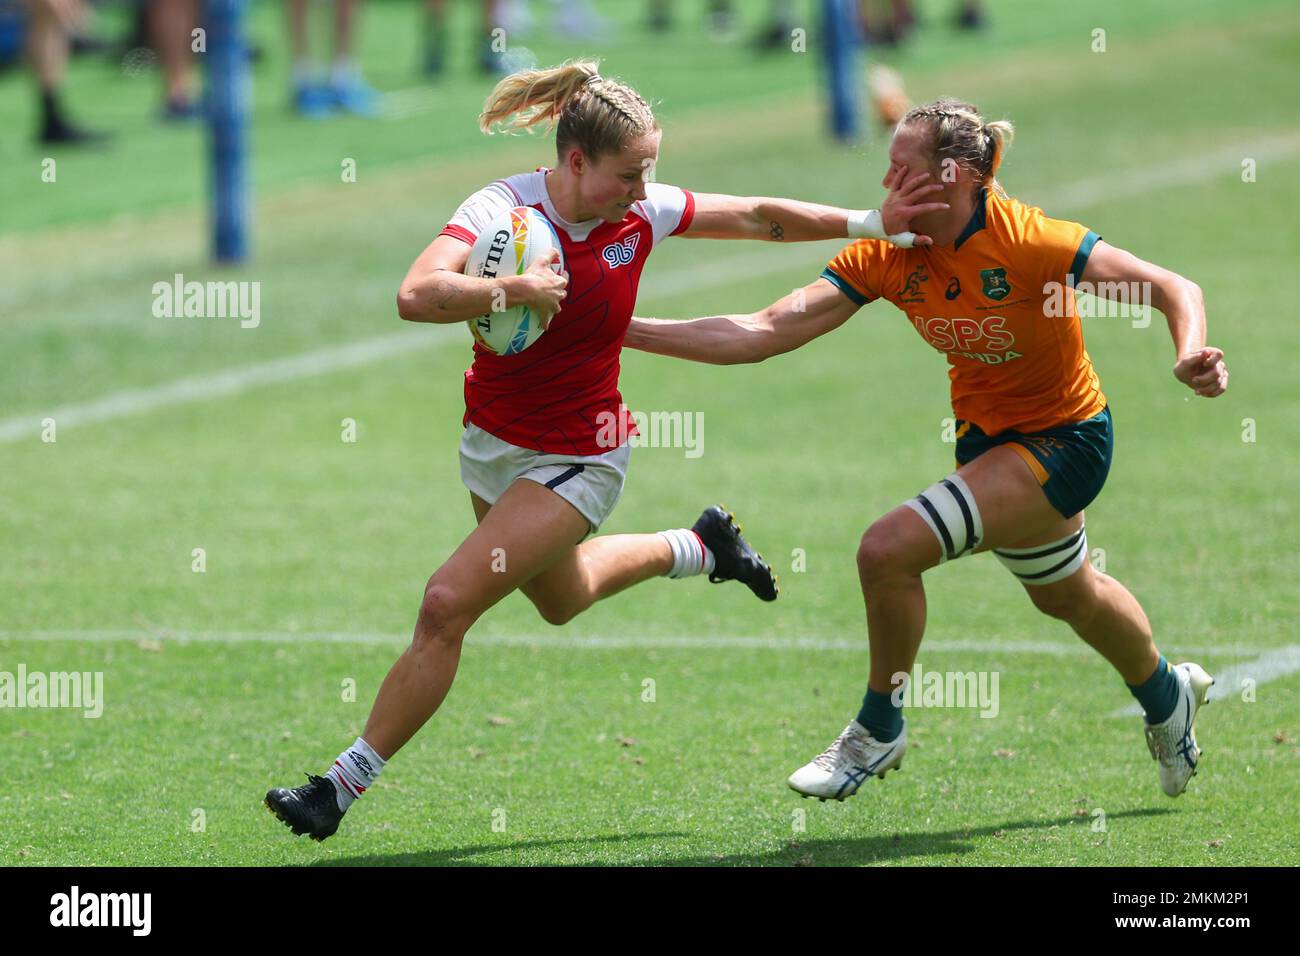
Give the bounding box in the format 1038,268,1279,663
464,206,564,356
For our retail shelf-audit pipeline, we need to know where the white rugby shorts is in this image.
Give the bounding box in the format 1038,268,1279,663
458,423,630,533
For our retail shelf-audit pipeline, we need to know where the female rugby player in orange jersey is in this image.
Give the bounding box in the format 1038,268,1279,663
263,62,949,841
626,98,1229,802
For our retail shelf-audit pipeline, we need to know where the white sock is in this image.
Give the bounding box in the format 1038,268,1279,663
657,528,716,579
324,736,386,812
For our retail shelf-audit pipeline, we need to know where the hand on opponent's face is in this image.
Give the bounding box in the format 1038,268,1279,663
880,164,950,247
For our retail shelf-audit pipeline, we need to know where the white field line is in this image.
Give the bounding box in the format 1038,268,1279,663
1041,133,1300,211
0,328,448,443
5,135,1298,446
1110,645,1300,717
0,628,1234,659
0,242,783,445
6,630,1287,709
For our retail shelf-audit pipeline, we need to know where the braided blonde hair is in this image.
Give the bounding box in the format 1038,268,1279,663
479,59,658,162
900,98,1015,198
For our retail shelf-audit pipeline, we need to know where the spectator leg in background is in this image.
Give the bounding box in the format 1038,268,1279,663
328,0,375,115
153,0,201,119
28,0,106,144
421,0,447,75
478,0,504,74
286,0,331,116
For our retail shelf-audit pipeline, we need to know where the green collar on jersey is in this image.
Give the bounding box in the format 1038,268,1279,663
952,186,989,251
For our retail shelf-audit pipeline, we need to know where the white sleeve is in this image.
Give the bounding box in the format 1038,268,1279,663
439,181,518,245
635,182,696,247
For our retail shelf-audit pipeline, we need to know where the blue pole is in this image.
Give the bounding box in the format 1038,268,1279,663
822,0,861,143
208,0,249,263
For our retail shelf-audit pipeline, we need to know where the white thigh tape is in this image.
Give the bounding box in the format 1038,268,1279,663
904,473,983,562
994,526,1088,585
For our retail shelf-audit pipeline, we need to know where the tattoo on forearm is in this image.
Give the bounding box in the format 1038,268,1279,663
434,281,459,310
769,220,785,241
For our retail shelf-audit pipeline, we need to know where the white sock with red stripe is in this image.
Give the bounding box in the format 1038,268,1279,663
324,737,386,812
657,528,716,579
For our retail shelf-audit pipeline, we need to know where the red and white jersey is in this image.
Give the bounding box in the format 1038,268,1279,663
439,169,695,454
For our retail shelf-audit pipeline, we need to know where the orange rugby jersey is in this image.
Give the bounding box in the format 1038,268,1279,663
822,187,1107,436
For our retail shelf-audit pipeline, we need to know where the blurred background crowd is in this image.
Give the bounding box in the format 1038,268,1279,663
0,0,986,146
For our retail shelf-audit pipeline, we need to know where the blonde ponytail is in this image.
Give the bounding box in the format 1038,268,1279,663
478,59,601,134
984,119,1015,181
478,59,658,161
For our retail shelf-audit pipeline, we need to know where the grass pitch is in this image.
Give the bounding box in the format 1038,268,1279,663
1,0,1298,866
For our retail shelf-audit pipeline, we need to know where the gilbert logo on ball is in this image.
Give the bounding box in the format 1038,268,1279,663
466,206,565,356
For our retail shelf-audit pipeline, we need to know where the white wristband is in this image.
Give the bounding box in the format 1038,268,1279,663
846,209,917,248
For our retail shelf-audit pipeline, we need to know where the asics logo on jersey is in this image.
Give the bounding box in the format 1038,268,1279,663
602,234,640,268
945,277,961,299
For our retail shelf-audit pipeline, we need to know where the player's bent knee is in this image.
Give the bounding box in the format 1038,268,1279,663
533,597,580,627
416,582,473,644
855,531,891,584
522,576,590,627
856,524,916,586
903,473,983,564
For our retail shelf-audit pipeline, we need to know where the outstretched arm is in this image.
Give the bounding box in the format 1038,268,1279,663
625,277,861,366
1080,241,1228,397
682,170,948,247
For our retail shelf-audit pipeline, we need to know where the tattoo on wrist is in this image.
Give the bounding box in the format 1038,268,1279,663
769,220,785,241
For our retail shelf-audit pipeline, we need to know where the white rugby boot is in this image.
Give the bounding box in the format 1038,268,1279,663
1143,661,1214,797
787,719,907,801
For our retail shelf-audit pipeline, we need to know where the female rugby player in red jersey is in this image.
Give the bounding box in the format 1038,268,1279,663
264,61,948,840
626,98,1229,803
